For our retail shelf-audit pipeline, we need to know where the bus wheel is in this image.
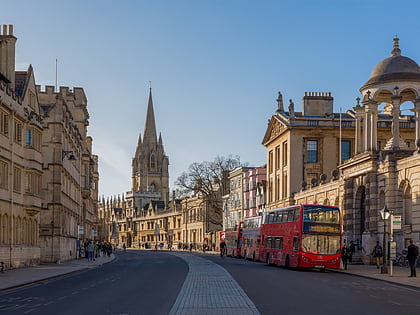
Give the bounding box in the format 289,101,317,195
285,255,290,268
266,253,270,265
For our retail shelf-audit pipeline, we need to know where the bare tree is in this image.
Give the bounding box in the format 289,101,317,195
176,155,246,226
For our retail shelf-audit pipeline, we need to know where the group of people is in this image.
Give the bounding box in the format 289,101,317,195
81,241,113,261
341,239,419,276
340,241,356,270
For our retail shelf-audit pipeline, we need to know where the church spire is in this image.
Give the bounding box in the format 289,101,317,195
143,88,157,145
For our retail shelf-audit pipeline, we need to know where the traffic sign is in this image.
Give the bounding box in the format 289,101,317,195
392,215,402,230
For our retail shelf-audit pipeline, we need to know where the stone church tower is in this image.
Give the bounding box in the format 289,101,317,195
130,88,169,210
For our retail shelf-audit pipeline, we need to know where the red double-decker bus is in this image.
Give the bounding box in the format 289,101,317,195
242,216,262,261
225,221,243,257
260,204,341,269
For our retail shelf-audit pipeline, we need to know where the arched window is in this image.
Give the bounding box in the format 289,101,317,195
150,154,156,169
403,185,412,225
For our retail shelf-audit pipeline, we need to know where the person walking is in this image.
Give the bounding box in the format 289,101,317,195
220,240,226,257
341,244,350,270
373,241,383,269
406,240,419,277
87,241,94,261
349,241,356,263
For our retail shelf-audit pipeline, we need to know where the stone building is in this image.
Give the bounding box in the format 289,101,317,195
0,25,98,267
99,88,182,249
37,84,99,263
272,37,420,262
0,25,43,268
182,191,222,250
243,166,267,218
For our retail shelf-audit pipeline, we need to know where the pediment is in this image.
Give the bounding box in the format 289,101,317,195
262,116,287,145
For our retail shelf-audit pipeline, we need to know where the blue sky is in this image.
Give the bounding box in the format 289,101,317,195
2,1,420,197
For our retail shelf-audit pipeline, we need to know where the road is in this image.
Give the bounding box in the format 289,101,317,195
0,250,419,314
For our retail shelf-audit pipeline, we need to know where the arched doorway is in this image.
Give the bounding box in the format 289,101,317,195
354,186,366,241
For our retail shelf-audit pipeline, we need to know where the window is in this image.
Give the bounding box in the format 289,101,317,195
293,237,299,251
25,128,41,151
25,172,41,195
26,129,32,146
0,161,7,188
282,141,288,166
274,237,283,249
14,120,22,144
13,167,21,192
150,155,155,169
268,151,273,173
307,140,318,162
275,146,280,169
341,140,351,162
0,110,9,136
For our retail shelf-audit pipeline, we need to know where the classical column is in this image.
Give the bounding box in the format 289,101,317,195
411,98,420,146
391,96,402,150
363,100,379,151
353,104,364,154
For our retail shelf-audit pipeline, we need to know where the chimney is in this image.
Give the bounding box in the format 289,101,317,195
302,92,333,116
0,24,17,88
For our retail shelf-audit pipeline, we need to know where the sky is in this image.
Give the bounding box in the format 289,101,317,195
2,0,420,198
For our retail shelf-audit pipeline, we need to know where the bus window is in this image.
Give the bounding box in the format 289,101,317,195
266,237,273,249
282,211,287,222
276,211,282,223
293,236,299,251
293,207,300,221
287,209,294,222
274,237,283,249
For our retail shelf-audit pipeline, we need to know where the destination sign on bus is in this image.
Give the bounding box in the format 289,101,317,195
304,224,340,233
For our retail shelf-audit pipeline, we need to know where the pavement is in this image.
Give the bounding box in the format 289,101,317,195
330,263,420,290
0,250,419,295
0,253,115,292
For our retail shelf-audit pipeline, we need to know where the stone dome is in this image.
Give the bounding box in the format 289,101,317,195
361,38,420,90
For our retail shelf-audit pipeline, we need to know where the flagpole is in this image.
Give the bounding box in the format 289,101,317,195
339,107,342,165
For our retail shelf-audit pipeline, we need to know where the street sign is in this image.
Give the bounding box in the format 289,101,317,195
78,225,84,235
392,215,402,230
390,241,397,260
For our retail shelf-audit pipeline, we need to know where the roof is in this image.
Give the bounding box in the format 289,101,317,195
361,38,420,90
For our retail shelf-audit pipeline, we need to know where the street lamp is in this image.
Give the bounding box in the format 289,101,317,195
379,206,391,274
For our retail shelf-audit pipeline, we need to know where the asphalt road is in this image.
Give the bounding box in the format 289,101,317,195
203,253,420,315
1,251,419,315
0,250,188,315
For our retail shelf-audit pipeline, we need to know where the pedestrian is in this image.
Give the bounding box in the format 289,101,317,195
373,241,383,269
123,243,126,252
341,244,350,270
349,241,356,263
220,240,226,257
406,240,419,277
189,243,193,252
87,241,94,261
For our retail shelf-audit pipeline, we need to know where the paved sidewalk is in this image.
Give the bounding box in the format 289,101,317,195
330,264,420,289
0,254,115,292
169,252,260,315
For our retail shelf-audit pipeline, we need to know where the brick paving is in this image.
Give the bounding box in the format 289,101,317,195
169,252,260,315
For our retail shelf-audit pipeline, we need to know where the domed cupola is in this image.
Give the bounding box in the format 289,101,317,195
361,37,420,93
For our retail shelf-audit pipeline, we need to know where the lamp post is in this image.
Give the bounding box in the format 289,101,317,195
380,206,391,274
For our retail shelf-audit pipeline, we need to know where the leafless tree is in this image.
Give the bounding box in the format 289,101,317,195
176,155,246,226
